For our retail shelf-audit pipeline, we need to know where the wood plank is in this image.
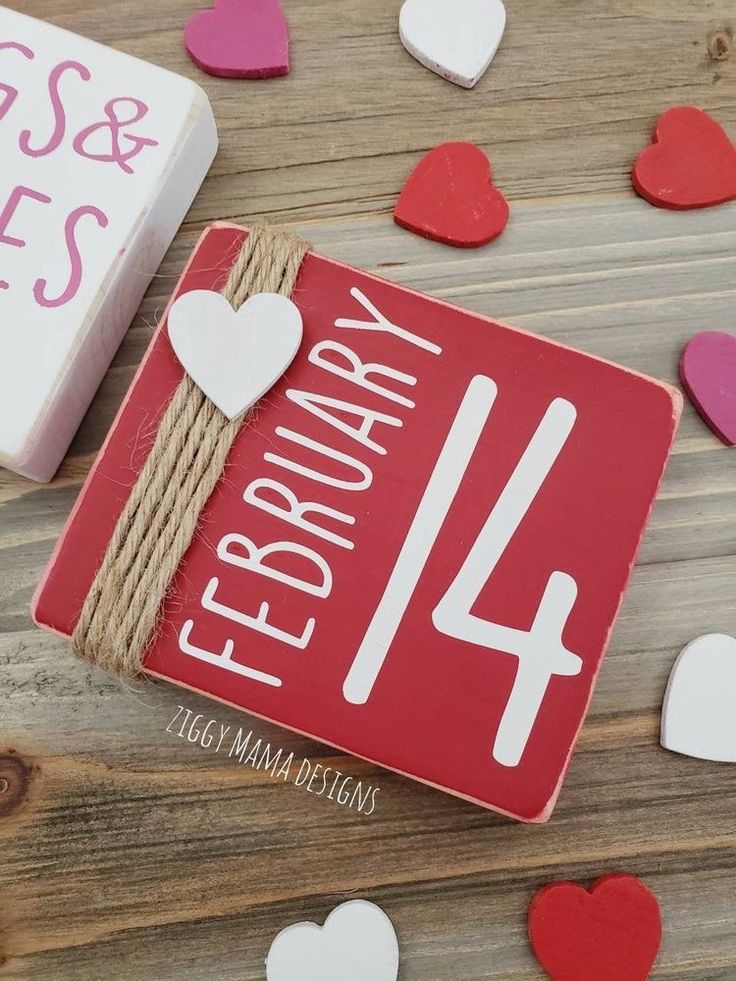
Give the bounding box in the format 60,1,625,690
2,195,736,978
7,0,735,221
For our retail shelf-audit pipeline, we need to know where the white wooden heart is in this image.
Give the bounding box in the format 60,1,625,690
399,0,506,89
167,290,303,420
265,900,399,981
661,633,736,763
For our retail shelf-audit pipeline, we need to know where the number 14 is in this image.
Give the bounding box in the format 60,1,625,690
343,376,582,769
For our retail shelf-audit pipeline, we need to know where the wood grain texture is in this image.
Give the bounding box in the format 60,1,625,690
1,1,735,979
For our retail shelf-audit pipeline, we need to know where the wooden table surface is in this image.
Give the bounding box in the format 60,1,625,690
2,1,736,979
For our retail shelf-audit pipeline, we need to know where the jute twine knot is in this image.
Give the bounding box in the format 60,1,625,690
72,224,310,678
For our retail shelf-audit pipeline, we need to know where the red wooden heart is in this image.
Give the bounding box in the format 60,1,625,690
528,874,662,981
394,142,510,247
632,106,736,210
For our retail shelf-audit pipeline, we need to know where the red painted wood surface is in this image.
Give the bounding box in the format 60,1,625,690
34,223,679,823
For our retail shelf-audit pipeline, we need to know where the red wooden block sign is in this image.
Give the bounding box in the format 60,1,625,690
34,224,681,822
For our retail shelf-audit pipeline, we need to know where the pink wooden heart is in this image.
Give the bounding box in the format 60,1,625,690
680,331,736,445
185,0,289,79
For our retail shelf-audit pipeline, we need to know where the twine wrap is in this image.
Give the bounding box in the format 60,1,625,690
72,225,310,678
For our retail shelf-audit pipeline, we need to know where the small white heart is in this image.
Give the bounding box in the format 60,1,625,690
399,0,506,89
661,633,736,763
266,900,399,981
167,290,303,420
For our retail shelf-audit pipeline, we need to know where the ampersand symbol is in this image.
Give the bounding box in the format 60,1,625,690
72,97,159,174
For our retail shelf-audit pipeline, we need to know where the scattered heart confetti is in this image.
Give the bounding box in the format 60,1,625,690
266,900,399,981
632,106,736,210
394,141,509,247
185,0,289,79
528,874,662,981
680,331,736,445
399,0,506,89
661,633,736,762
167,289,303,420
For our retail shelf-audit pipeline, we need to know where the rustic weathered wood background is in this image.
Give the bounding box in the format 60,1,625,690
2,1,735,978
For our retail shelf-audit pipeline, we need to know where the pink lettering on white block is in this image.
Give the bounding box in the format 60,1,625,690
33,204,109,309
18,60,91,158
0,41,35,121
0,185,52,247
73,97,159,174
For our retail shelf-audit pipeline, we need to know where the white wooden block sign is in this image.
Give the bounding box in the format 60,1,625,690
661,633,736,763
266,901,400,981
399,0,507,89
0,6,218,481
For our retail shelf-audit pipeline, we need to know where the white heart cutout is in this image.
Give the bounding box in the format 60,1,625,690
167,290,303,420
399,0,506,89
266,900,399,981
661,633,736,763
